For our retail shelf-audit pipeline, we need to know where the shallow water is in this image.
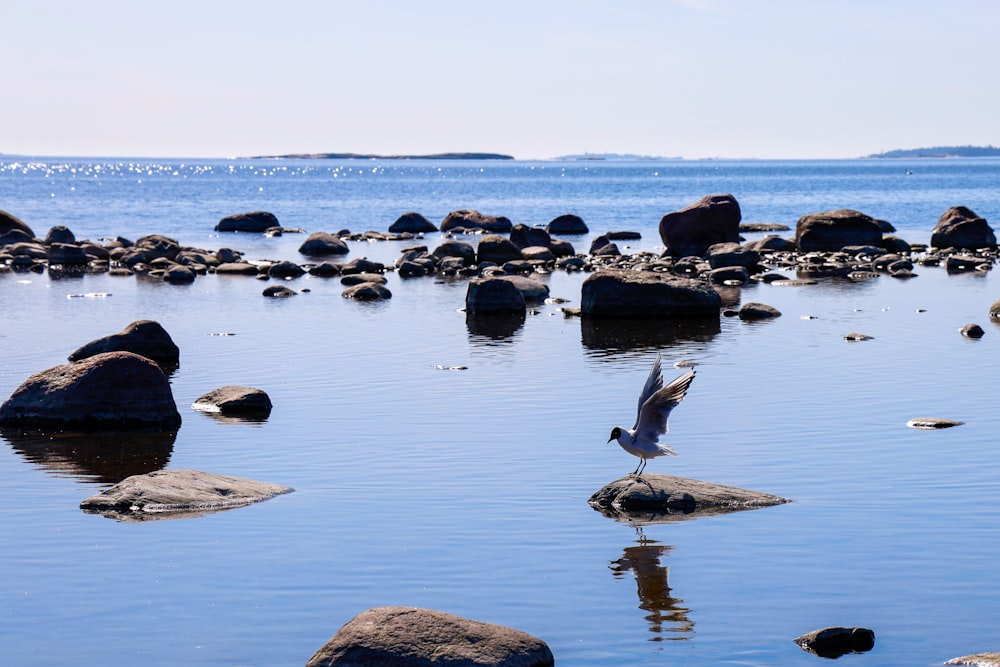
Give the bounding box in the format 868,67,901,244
2,157,1000,666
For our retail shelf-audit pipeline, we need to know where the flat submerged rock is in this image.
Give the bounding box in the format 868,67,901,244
589,473,789,523
80,469,293,521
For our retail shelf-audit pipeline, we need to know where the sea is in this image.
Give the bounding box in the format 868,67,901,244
1,156,1000,666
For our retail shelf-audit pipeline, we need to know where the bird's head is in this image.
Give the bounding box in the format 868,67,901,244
607,427,622,443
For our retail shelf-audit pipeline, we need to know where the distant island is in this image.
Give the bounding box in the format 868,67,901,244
868,145,1000,158
247,151,514,160
556,152,682,161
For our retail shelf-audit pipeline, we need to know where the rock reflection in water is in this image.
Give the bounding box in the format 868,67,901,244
581,317,719,353
466,313,525,342
610,530,693,641
1,427,176,484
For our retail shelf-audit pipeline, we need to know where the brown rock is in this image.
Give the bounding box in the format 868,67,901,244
658,194,742,257
69,320,180,370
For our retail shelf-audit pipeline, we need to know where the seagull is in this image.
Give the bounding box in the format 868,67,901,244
607,354,696,477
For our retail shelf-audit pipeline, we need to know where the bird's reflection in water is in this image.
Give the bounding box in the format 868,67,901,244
609,528,693,641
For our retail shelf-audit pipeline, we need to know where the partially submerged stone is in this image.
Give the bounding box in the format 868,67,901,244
68,319,180,370
906,417,964,430
192,385,272,418
0,351,181,429
794,626,875,659
306,606,554,667
581,270,721,318
946,652,1000,666
80,469,292,521
589,474,788,523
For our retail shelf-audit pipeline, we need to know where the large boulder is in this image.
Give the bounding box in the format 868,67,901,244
658,194,742,257
931,206,997,249
0,351,182,429
388,211,437,234
440,209,513,233
68,320,180,370
433,240,477,267
477,235,523,264
466,277,526,315
494,275,550,303
80,469,292,521
306,606,554,667
795,209,882,252
509,224,552,250
134,234,181,261
47,242,90,266
546,213,588,235
581,270,721,318
0,209,35,238
299,232,349,256
44,225,76,244
215,210,280,233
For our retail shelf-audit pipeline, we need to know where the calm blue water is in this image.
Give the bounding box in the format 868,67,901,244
2,157,1000,666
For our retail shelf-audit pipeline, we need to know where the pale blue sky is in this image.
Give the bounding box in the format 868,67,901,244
1,0,996,159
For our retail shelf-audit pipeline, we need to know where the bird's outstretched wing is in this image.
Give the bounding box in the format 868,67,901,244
633,369,696,447
633,354,664,430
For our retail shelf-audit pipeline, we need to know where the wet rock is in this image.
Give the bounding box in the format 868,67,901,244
163,264,197,284
47,242,90,266
0,228,35,246
263,285,297,298
306,606,554,667
589,474,789,522
440,209,513,233
215,210,280,233
134,234,181,261
708,266,749,285
882,234,912,253
659,194,742,257
740,222,790,232
9,241,49,259
606,230,642,240
961,323,985,339
521,245,556,262
340,272,387,286
945,652,1000,666
215,247,242,263
192,385,272,417
342,282,392,301
932,206,997,250
466,277,526,315
80,469,292,521
477,234,523,264
299,231,349,256
738,302,782,320
216,262,261,276
793,626,875,658
796,209,883,252
388,211,437,234
945,254,984,273
546,213,588,235
494,275,550,303
267,260,306,278
906,417,964,430
581,270,721,318
44,225,76,244
548,238,576,257
69,320,180,370
0,351,181,429
510,224,552,250
340,257,385,275
707,242,761,269
433,240,477,267
0,208,35,237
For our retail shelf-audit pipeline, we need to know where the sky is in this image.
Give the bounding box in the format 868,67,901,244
1,0,997,160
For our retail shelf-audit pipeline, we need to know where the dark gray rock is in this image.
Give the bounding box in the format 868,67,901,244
163,264,197,284
466,277,527,315
342,282,392,300
708,266,749,285
193,385,272,417
707,242,761,269
80,469,292,521
267,260,306,278
388,211,437,234
794,626,875,659
134,234,181,261
589,474,789,523
796,209,882,252
510,224,552,250
659,194,742,257
340,272,387,286
440,209,513,233
306,606,554,667
521,246,556,262
216,262,261,276
881,234,912,253
581,270,721,318
215,210,280,233
433,240,477,267
738,302,782,320
606,230,642,240
931,206,997,249
69,320,180,370
0,351,181,429
308,262,343,277
548,239,576,257
215,247,243,263
263,285,297,298
494,275,550,303
299,232,349,256
0,208,35,238
546,213,588,235
340,258,385,275
44,225,76,244
477,235,523,265
47,242,90,266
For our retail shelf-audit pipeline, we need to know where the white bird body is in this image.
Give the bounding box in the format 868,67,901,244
608,354,695,476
